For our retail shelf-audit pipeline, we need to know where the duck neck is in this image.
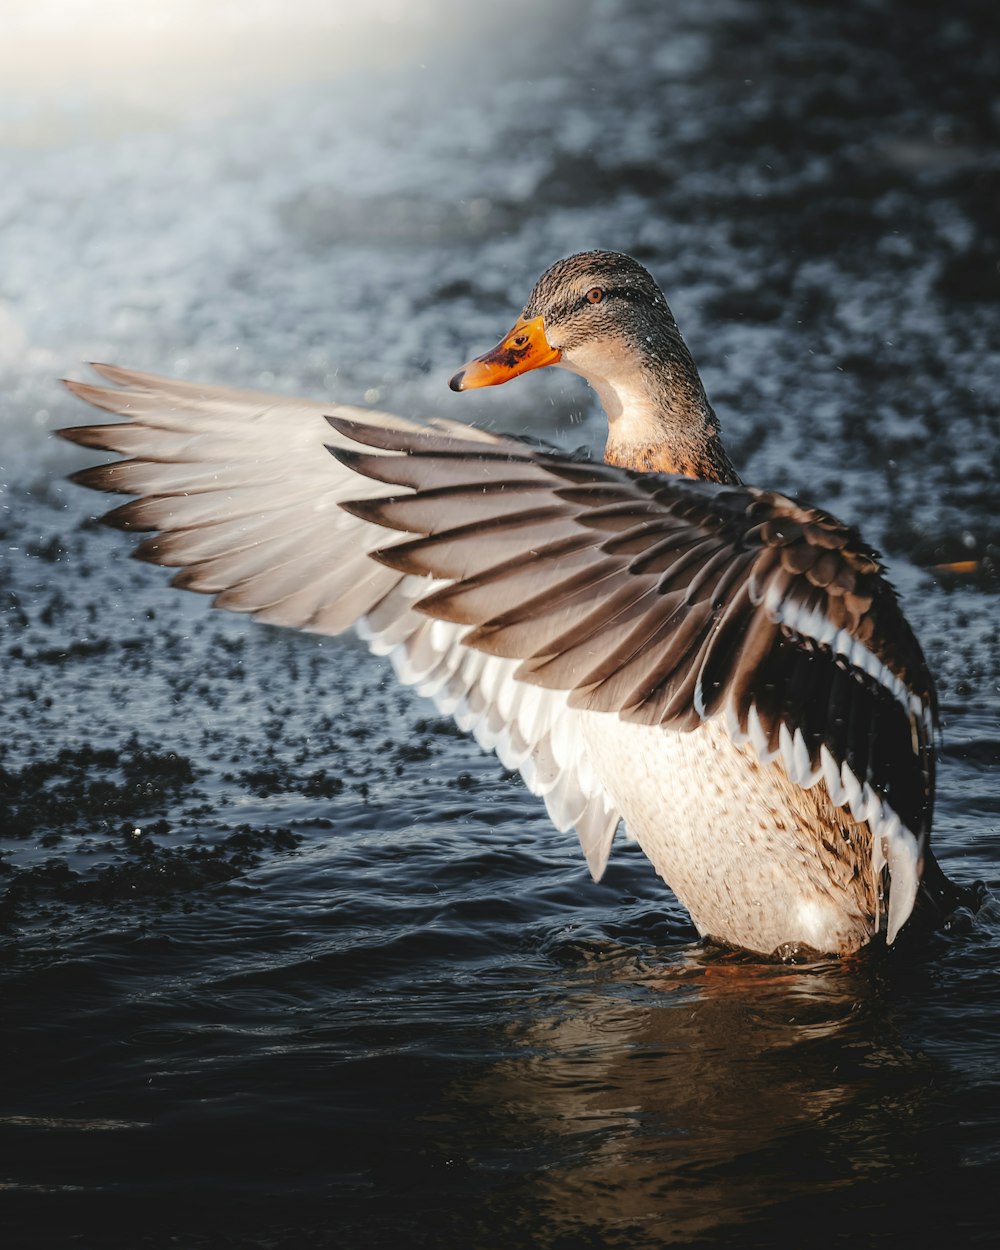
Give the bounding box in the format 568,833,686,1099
565,330,742,485
562,317,740,482
601,370,741,485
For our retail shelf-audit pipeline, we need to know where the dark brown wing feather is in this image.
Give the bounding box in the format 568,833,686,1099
330,416,937,843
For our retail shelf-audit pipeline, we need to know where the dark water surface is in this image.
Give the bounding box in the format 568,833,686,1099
2,2,999,1246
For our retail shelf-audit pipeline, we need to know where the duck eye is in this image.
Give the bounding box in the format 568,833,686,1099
585,287,604,305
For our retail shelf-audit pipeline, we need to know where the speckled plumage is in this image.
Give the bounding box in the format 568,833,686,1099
579,714,876,955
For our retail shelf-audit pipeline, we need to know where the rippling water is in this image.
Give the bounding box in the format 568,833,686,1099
2,1,999,1246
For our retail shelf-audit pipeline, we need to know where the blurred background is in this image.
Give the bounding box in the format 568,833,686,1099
1,2,999,1248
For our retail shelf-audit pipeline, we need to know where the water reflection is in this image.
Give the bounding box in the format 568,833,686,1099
451,951,941,1245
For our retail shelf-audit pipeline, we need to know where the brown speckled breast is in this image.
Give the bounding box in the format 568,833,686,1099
604,437,741,485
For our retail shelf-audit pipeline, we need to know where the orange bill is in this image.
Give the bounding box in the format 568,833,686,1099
449,316,561,391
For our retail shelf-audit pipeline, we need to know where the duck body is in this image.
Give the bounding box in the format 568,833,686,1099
59,250,963,958
579,716,877,956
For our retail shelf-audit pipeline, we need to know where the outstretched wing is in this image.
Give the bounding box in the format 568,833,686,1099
57,366,622,877
58,365,937,924
327,416,938,938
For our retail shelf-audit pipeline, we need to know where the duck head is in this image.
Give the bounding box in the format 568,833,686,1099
448,250,739,483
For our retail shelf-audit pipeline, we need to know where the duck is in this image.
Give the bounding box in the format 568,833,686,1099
59,249,969,958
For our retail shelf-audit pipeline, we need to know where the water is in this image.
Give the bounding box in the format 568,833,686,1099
1,1,998,1245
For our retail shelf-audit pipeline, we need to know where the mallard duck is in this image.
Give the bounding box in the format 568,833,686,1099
60,250,965,957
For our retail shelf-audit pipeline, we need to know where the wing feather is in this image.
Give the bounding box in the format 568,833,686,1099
327,415,938,854
58,366,625,878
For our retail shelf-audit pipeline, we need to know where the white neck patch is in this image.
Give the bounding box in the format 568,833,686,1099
557,338,667,448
